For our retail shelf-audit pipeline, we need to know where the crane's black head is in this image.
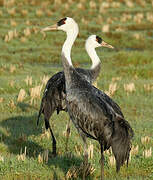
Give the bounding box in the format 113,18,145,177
57,17,67,26
96,35,102,44
86,35,114,49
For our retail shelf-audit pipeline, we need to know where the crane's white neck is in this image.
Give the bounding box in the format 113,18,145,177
61,28,78,67
85,43,101,69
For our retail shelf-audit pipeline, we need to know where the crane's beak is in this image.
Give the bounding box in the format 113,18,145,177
101,41,114,49
41,24,58,32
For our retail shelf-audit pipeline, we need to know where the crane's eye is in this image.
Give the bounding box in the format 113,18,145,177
96,36,102,44
57,17,67,26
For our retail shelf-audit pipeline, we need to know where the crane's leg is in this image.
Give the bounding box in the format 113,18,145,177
65,118,71,152
100,143,104,180
45,119,56,156
80,133,88,180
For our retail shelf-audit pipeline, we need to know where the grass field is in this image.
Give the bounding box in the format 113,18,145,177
0,0,153,179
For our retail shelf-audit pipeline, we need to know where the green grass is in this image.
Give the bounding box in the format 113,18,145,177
0,0,153,179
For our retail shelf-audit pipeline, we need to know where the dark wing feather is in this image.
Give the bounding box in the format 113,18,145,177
37,71,66,127
93,86,124,118
67,89,114,145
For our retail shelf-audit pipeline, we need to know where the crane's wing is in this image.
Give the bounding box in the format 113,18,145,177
92,86,124,118
37,71,66,126
67,89,115,141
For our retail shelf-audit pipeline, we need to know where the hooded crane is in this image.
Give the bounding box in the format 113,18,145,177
49,17,134,180
37,17,114,156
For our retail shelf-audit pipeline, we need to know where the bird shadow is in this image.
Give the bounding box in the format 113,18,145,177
0,113,91,178
0,114,43,156
17,102,34,112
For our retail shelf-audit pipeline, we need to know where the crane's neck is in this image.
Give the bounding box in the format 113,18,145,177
62,28,78,67
61,27,79,89
85,43,101,70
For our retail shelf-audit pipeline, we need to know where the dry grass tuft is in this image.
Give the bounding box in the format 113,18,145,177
106,17,114,24
41,75,49,85
88,141,94,159
21,9,28,16
66,166,78,179
112,76,121,82
99,3,109,13
38,149,49,163
54,0,61,5
77,3,84,10
30,84,42,98
146,12,153,23
0,10,3,16
17,89,26,102
81,17,88,25
133,13,144,24
109,155,115,166
23,27,31,37
41,2,50,8
116,26,125,32
30,84,43,104
38,153,43,163
4,30,15,42
0,154,4,162
7,8,16,16
75,144,82,156
63,124,71,137
64,4,69,10
89,1,97,9
111,2,120,8
9,80,14,87
4,0,15,7
141,136,151,144
17,146,27,161
32,27,39,34
26,20,31,26
0,97,4,103
133,33,141,40
130,145,139,155
105,148,112,155
46,9,52,17
25,75,32,86
102,24,110,32
66,162,95,179
144,84,153,91
143,148,152,158
40,130,50,139
136,0,146,7
124,83,136,93
120,13,132,22
126,1,134,8
105,82,117,97
10,64,16,73
36,9,44,17
14,29,18,38
9,99,16,109
10,19,17,27
20,36,27,43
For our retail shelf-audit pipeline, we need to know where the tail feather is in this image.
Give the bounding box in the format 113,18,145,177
37,101,44,126
111,116,134,172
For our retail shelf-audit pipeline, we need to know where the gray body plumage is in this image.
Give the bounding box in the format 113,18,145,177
62,53,134,172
